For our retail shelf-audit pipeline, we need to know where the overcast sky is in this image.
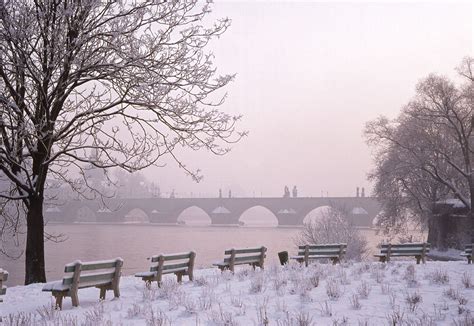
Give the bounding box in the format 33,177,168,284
145,0,472,198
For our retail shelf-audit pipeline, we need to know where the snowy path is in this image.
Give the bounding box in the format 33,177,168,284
1,261,473,325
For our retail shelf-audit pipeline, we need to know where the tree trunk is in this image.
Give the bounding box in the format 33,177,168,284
24,196,46,284
426,217,438,248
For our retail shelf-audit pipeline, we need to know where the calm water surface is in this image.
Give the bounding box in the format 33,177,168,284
2,224,387,286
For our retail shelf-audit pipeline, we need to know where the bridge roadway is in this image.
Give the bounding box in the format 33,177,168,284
45,197,381,227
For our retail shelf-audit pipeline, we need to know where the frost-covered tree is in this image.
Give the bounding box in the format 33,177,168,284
365,58,474,243
0,0,243,284
296,207,368,261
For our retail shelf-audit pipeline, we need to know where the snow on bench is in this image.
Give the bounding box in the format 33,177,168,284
460,243,473,264
213,246,267,273
374,243,430,264
42,258,123,309
135,251,196,287
291,243,347,266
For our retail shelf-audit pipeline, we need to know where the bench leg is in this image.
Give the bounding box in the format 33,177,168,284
176,272,183,283
71,290,80,307
53,293,64,310
468,256,472,264
331,258,339,265
113,284,120,298
415,256,421,264
145,279,152,289
99,287,106,301
379,257,386,263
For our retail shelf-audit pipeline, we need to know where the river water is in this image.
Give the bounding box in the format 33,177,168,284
2,223,396,286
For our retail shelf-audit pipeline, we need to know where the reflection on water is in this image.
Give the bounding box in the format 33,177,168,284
1,223,423,286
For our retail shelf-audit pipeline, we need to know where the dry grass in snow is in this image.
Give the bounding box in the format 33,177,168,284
1,261,473,325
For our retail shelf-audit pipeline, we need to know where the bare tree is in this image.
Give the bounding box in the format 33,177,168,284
296,207,368,261
0,0,243,284
365,58,474,244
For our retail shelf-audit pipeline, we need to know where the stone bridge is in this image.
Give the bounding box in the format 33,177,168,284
45,197,381,227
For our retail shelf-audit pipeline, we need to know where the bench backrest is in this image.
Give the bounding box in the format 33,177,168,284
62,258,123,289
464,243,473,254
379,243,430,255
223,246,266,265
297,243,347,257
0,269,7,301
149,251,196,274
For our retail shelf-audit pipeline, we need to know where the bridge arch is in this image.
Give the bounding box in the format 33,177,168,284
124,208,150,223
238,205,278,227
303,205,335,224
177,206,212,225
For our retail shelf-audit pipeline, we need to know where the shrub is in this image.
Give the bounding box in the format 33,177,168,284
356,281,371,299
295,207,369,261
326,278,343,301
461,272,472,289
405,291,423,312
428,269,450,285
349,294,362,310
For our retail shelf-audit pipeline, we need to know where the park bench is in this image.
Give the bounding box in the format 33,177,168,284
213,246,267,272
291,243,347,266
42,258,123,309
0,269,7,303
460,243,473,264
374,243,430,264
135,251,196,287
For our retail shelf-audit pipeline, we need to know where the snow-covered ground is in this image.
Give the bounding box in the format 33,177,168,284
1,261,473,325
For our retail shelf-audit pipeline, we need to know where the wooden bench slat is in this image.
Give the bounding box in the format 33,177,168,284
64,259,120,273
163,253,192,261
380,243,430,249
380,247,430,252
298,244,347,250
379,249,430,255
80,261,121,271
62,271,116,285
224,247,264,255
298,250,346,256
224,254,262,264
151,253,192,262
79,272,116,284
150,262,189,272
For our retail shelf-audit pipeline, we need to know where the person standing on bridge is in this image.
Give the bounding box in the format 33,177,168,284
292,186,298,198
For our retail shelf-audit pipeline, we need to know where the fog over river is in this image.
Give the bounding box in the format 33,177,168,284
1,222,408,286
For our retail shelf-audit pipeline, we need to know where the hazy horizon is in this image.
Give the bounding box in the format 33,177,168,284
142,1,472,198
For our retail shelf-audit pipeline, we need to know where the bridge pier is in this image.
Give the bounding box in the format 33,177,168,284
276,212,305,226
209,213,240,225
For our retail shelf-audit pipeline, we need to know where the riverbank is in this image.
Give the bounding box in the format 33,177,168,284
1,260,473,325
